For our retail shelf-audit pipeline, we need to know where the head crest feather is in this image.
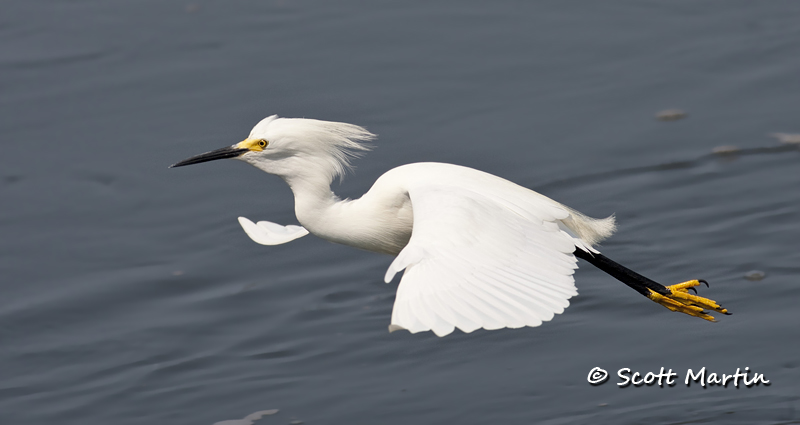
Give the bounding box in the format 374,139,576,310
250,115,376,182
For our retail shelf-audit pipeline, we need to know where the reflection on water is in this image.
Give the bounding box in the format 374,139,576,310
771,133,800,144
655,109,688,121
213,409,278,425
537,142,798,192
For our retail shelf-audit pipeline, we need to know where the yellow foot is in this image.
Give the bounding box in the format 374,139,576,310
647,280,730,322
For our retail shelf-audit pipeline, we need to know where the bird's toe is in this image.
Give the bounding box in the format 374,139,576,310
646,279,728,322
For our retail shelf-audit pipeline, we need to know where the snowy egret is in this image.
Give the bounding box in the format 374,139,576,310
171,115,729,337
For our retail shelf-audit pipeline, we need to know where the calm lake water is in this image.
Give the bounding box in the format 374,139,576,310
2,2,799,424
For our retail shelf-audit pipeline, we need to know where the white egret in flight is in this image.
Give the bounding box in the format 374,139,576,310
171,115,729,337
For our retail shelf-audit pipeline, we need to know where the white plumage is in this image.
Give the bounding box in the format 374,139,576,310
172,116,617,337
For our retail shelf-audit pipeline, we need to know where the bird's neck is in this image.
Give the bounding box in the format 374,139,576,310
283,172,341,223
246,153,366,234
281,170,412,255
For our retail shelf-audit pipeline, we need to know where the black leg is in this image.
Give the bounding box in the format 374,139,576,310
573,248,730,320
573,249,670,297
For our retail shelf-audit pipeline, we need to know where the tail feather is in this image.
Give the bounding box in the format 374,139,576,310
559,208,616,247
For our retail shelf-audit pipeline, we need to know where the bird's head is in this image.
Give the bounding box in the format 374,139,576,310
171,115,375,183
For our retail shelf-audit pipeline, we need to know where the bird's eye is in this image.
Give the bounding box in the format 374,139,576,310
258,140,268,148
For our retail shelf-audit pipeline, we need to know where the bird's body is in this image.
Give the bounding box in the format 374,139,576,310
172,115,729,336
280,162,610,256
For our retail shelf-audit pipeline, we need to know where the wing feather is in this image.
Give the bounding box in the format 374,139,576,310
238,217,309,245
385,177,591,337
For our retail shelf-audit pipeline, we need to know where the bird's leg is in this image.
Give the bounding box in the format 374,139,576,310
574,249,730,321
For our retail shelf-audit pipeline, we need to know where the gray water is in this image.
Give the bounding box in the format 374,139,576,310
2,2,800,424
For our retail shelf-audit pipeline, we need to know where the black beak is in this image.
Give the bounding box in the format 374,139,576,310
169,146,250,168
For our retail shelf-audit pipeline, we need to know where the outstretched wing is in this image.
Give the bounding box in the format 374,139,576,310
384,179,587,337
238,217,309,245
